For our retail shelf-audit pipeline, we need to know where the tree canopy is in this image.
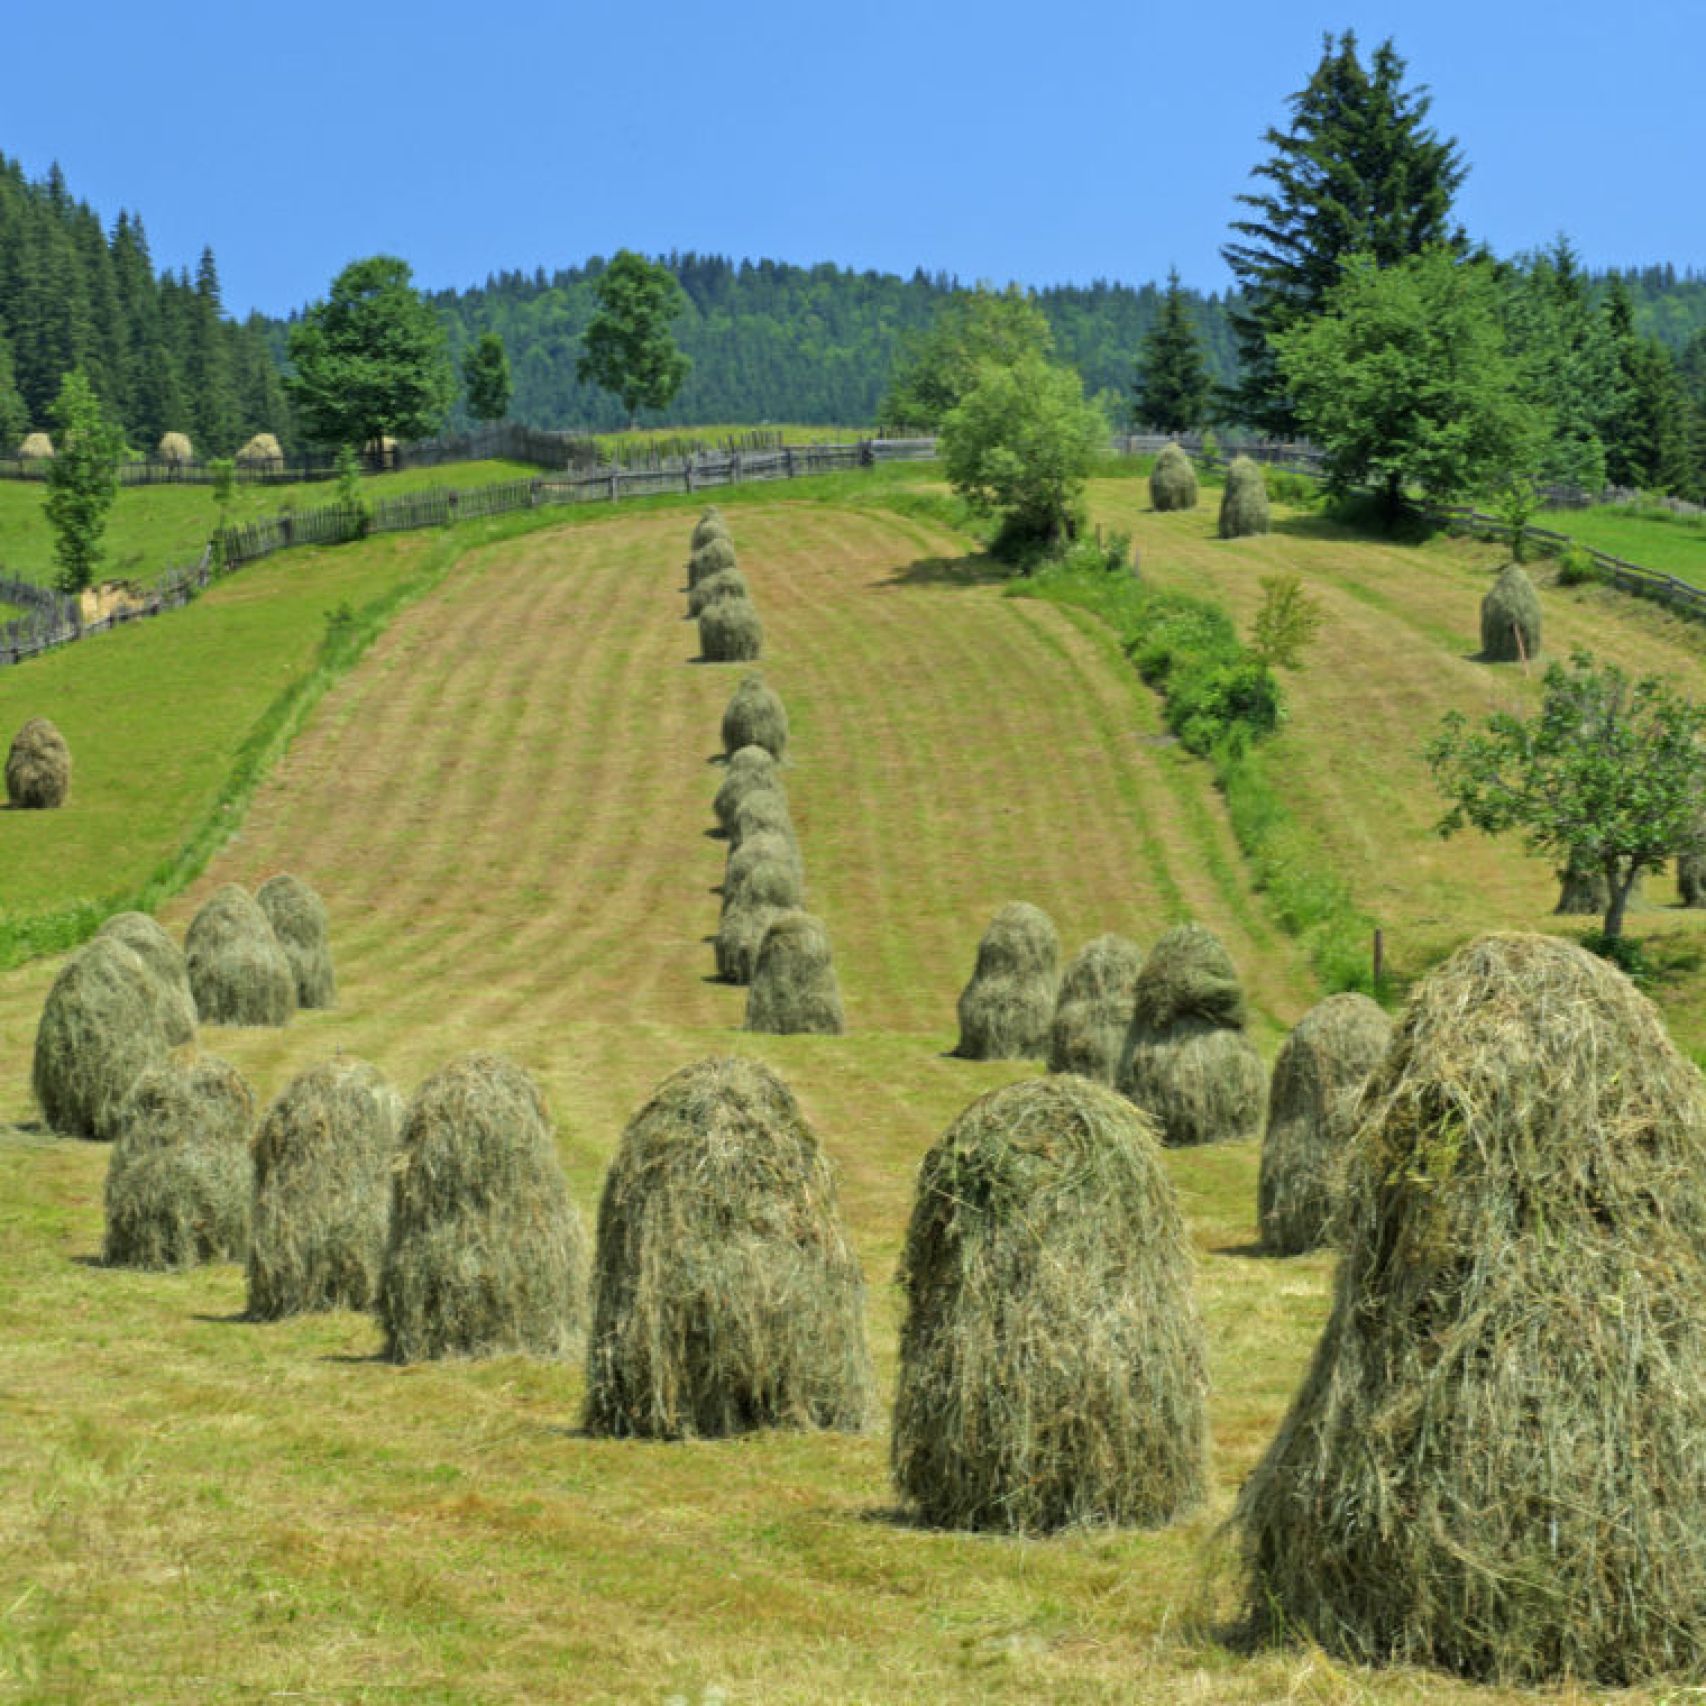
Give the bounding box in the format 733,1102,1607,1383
882,285,1055,432
461,330,512,424
43,368,124,594
575,251,691,428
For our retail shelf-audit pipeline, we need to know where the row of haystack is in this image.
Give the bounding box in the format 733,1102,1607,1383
1149,442,1270,539
12,432,282,466
687,506,763,662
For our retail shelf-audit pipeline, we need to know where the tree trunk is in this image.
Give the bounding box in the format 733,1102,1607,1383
1602,862,1637,940
1382,472,1403,527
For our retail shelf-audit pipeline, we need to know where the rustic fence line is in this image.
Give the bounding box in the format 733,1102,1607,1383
1,551,214,668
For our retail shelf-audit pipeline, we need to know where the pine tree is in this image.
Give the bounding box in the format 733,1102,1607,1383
187,248,240,455
1133,269,1213,433
0,328,27,451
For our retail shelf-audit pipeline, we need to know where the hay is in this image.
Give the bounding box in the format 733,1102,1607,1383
700,599,763,662
729,786,796,851
255,873,336,1009
96,912,197,1046
6,715,71,809
1480,562,1541,662
185,884,297,1027
722,833,803,913
688,535,738,588
584,1056,870,1438
1237,932,1706,1684
954,902,1061,1061
691,507,731,552
1681,853,1706,908
1150,443,1199,512
18,431,54,461
715,897,782,985
156,431,194,464
379,1052,588,1362
712,744,783,836
1048,933,1145,1084
893,1075,1207,1533
33,938,170,1140
247,1057,404,1319
686,566,750,618
721,674,789,760
102,1058,255,1268
1218,455,1271,539
235,432,283,468
746,911,845,1035
1257,992,1392,1255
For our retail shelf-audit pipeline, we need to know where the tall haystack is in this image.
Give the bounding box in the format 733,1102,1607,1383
1150,443,1198,512
713,744,783,836
33,938,170,1140
721,674,788,761
747,912,845,1035
380,1053,588,1362
723,834,803,913
103,1058,255,1269
1480,563,1541,663
700,600,763,662
1218,456,1271,539
97,912,197,1046
6,716,71,809
1048,933,1145,1085
954,902,1060,1061
688,535,738,588
248,1057,404,1319
584,1056,871,1439
235,432,283,469
1682,852,1706,908
18,431,54,462
691,507,731,553
687,566,750,618
729,786,795,852
1118,921,1265,1146
1257,992,1391,1255
255,873,336,1009
715,897,782,986
156,431,194,465
1237,932,1706,1684
185,884,296,1027
893,1075,1207,1533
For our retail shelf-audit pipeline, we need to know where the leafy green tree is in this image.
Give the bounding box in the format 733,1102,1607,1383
882,285,1055,431
286,255,455,452
462,331,512,423
43,368,124,594
1427,650,1706,941
1133,269,1213,433
576,251,691,429
1248,574,1323,669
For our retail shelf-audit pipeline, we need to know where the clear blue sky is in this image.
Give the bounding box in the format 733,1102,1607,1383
7,0,1702,317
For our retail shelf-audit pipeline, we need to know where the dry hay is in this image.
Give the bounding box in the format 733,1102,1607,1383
6,715,71,809
699,598,763,662
96,912,197,1046
1480,562,1541,663
729,786,797,855
746,911,845,1035
1681,853,1706,909
1218,455,1271,539
1237,932,1706,1684
235,432,283,468
18,431,54,461
1149,443,1199,512
712,744,783,837
1118,922,1264,1146
954,902,1061,1061
686,566,750,618
715,897,782,985
1256,992,1392,1256
690,507,731,553
255,872,336,1009
379,1053,588,1362
893,1075,1207,1533
102,1058,256,1269
1048,932,1145,1085
688,534,739,588
722,833,804,913
33,938,170,1140
247,1057,404,1319
185,883,297,1027
584,1056,871,1439
721,674,789,761
156,431,194,464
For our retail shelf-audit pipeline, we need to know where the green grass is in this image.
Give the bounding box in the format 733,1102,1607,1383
1539,500,1706,581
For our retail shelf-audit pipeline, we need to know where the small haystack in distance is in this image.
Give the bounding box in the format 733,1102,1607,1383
715,897,781,986
1049,933,1145,1085
6,716,71,809
1238,932,1706,1684
156,431,194,464
380,1053,588,1362
1218,455,1271,539
33,938,170,1140
97,912,197,1046
721,674,789,761
747,911,845,1035
954,902,1060,1061
691,507,730,552
1118,921,1265,1146
729,786,796,854
723,834,803,913
18,431,55,461
247,1057,403,1319
1257,992,1391,1256
103,1058,255,1269
713,744,783,837
584,1056,871,1439
235,432,283,469
185,884,297,1027
687,566,750,618
255,873,336,1009
1682,852,1706,908
688,535,738,589
893,1075,1207,1533
1480,563,1541,663
700,599,763,663
1150,442,1198,512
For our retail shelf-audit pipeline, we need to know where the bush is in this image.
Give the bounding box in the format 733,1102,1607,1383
1556,546,1603,587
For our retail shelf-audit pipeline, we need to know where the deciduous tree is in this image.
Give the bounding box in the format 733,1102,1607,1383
462,330,512,424
43,368,125,594
576,251,690,429
882,285,1055,432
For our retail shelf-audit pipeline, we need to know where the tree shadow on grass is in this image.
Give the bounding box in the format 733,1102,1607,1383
876,552,1008,591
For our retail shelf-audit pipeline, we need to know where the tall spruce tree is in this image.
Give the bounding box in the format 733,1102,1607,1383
1133,268,1213,433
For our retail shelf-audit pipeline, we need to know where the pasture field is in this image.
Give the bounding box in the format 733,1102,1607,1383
1539,499,1706,581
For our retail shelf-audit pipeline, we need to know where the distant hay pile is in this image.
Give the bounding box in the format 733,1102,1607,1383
715,898,783,986
1049,933,1145,1084
185,884,297,1027
1257,992,1391,1255
1118,921,1265,1146
1682,853,1706,908
248,1057,403,1319
691,507,731,552
1218,455,1271,539
724,834,803,912
6,715,71,809
730,786,796,852
954,902,1060,1061
97,912,197,1046
18,431,54,461
584,1056,871,1439
380,1053,588,1362
721,675,788,761
33,938,170,1139
1150,443,1198,512
235,432,283,469
747,911,845,1035
1237,932,1706,1684
713,744,782,836
255,873,336,1009
1480,563,1541,662
688,535,739,589
687,566,750,618
700,599,763,662
102,1058,255,1269
156,431,194,464
893,1075,1208,1533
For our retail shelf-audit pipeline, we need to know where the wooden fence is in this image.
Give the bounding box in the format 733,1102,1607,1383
1,552,214,668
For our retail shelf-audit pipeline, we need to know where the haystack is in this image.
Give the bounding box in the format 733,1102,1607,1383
688,535,738,588
1218,456,1271,538
1150,443,1198,512
1480,563,1541,663
954,902,1060,1061
247,1057,404,1319
722,834,803,913
584,1056,870,1439
235,432,283,468
893,1075,1207,1533
103,1057,255,1269
1237,932,1706,1684
721,674,788,761
715,897,781,986
1048,933,1145,1084
713,744,783,836
1118,921,1265,1146
700,600,763,662
729,786,796,852
687,566,750,618
1256,992,1391,1255
156,431,194,464
379,1053,588,1362
18,431,54,461
746,912,845,1035
6,716,71,809
185,884,296,1027
33,938,170,1140
255,873,336,1009
691,507,731,553
97,912,197,1046
1681,852,1706,909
